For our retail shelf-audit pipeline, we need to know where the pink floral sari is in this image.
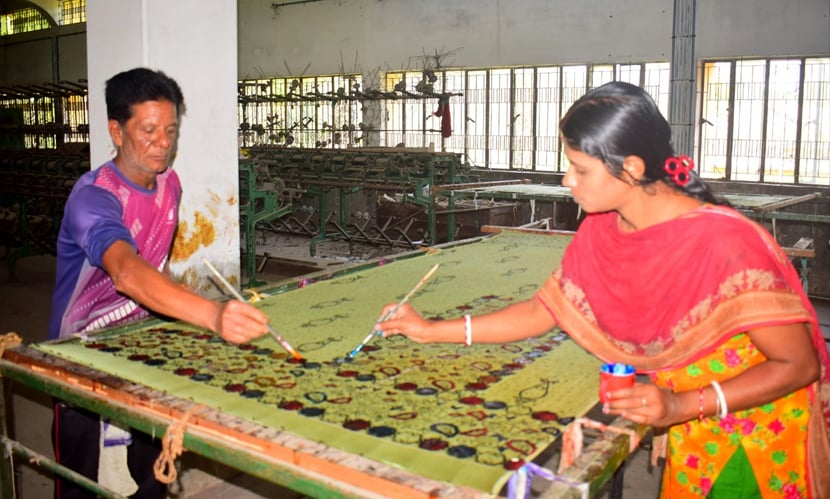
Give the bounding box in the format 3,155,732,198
536,205,830,497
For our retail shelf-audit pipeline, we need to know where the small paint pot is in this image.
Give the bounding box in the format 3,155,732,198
599,363,635,403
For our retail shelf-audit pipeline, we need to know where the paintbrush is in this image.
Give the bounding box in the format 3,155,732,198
346,263,440,360
202,258,303,361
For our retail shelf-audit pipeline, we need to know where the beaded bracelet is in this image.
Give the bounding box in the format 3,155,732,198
697,386,704,422
464,314,472,346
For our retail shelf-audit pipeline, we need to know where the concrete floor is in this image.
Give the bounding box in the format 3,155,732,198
14,229,828,498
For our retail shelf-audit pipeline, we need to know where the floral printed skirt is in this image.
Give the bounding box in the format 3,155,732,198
652,334,810,498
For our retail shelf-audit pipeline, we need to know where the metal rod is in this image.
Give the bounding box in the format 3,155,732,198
1,436,127,499
751,191,823,212
432,179,531,193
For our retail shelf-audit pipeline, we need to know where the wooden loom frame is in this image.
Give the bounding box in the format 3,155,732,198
1,344,490,499
1,232,650,499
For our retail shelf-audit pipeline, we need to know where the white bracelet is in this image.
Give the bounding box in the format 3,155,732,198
710,380,728,418
464,314,472,346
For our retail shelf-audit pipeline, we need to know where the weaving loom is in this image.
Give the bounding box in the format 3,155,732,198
1,231,628,499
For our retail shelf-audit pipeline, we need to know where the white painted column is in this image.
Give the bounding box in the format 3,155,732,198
85,0,241,296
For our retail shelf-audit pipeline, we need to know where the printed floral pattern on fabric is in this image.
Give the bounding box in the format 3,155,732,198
652,334,810,498
79,324,581,464
36,232,606,494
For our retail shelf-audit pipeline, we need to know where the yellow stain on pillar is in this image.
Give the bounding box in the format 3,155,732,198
171,211,216,262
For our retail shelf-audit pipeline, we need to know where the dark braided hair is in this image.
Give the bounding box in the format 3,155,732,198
559,81,726,206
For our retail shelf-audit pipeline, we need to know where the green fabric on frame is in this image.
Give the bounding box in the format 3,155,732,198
36,232,603,494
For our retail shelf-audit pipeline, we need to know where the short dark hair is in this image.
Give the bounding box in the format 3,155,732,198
105,67,185,125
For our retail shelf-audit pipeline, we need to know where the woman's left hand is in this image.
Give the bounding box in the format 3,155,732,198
602,382,680,427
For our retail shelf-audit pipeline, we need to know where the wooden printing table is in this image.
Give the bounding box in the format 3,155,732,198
435,182,829,226
0,231,648,499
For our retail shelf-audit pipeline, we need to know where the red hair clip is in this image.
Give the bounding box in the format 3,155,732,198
664,155,693,187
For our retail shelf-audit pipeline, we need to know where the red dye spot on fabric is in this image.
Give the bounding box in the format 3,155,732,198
419,438,448,451
281,401,303,410
504,458,525,470
459,396,484,405
343,419,371,431
531,411,559,421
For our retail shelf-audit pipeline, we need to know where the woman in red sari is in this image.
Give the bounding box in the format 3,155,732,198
377,81,830,498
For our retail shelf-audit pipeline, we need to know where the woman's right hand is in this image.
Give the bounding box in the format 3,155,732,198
375,303,434,342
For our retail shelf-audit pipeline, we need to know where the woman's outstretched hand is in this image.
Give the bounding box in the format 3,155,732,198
374,303,434,342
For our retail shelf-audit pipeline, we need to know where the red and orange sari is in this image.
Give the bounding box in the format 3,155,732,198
536,205,830,498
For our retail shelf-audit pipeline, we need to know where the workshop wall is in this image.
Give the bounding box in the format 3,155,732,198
4,0,828,86
237,0,829,78
2,0,829,295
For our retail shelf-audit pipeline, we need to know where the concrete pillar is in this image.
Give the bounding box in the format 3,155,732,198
85,0,241,296
669,0,696,157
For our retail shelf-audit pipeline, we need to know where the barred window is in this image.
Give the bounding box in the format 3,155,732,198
0,8,50,36
237,58,828,185
61,0,87,25
382,63,670,172
699,57,830,185
238,75,363,149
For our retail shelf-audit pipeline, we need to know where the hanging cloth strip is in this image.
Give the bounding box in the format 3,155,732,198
507,417,643,499
507,461,589,499
434,96,452,138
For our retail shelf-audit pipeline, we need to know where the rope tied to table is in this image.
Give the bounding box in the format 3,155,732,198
153,404,208,484
0,332,22,360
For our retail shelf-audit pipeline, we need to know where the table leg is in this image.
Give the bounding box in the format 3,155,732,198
1,377,18,499
799,257,809,293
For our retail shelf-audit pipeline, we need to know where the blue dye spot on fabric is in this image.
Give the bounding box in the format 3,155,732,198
448,445,476,458
368,426,396,437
